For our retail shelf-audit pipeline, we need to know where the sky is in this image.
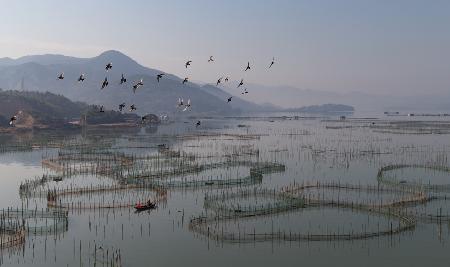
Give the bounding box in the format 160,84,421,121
0,0,449,95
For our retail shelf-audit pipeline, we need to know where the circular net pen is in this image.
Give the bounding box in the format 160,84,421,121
403,195,450,223
21,153,197,199
42,148,202,182
19,174,66,198
189,182,419,243
0,209,68,237
189,205,416,243
145,161,285,189
46,185,167,210
42,150,136,176
377,164,450,192
282,181,427,208
203,188,304,217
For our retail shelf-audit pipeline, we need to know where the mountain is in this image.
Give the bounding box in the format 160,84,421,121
14,54,90,66
0,90,138,128
0,57,16,66
284,104,354,113
0,51,262,116
222,82,450,113
222,82,343,108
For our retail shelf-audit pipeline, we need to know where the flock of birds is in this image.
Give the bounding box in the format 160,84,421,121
10,56,276,127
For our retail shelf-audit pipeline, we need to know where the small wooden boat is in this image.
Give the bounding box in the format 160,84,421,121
134,201,157,211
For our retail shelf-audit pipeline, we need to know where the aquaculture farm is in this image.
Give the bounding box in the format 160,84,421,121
1,114,450,266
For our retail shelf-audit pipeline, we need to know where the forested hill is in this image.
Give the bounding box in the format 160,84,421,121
0,90,138,128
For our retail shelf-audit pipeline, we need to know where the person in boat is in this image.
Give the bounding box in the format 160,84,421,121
135,199,156,210
146,199,156,207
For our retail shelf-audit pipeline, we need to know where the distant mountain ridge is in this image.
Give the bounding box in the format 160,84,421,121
0,50,263,116
221,82,450,112
284,104,354,113
0,54,90,66
4,51,450,114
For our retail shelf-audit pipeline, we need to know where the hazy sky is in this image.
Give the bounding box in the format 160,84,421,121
1,0,449,95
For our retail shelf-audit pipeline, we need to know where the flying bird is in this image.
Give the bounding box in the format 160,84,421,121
101,77,109,89
237,79,244,88
244,62,250,71
196,120,201,127
9,116,17,126
156,73,165,83
185,60,192,68
105,63,112,71
132,79,144,93
269,57,275,68
224,77,229,82
182,99,191,111
182,77,189,84
227,97,232,103
160,114,168,121
78,74,85,82
119,103,126,112
216,77,223,86
130,104,137,112
177,98,184,108
208,56,214,62
120,74,127,84
57,73,64,80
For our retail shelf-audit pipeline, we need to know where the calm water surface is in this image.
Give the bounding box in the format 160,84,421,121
0,113,450,266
